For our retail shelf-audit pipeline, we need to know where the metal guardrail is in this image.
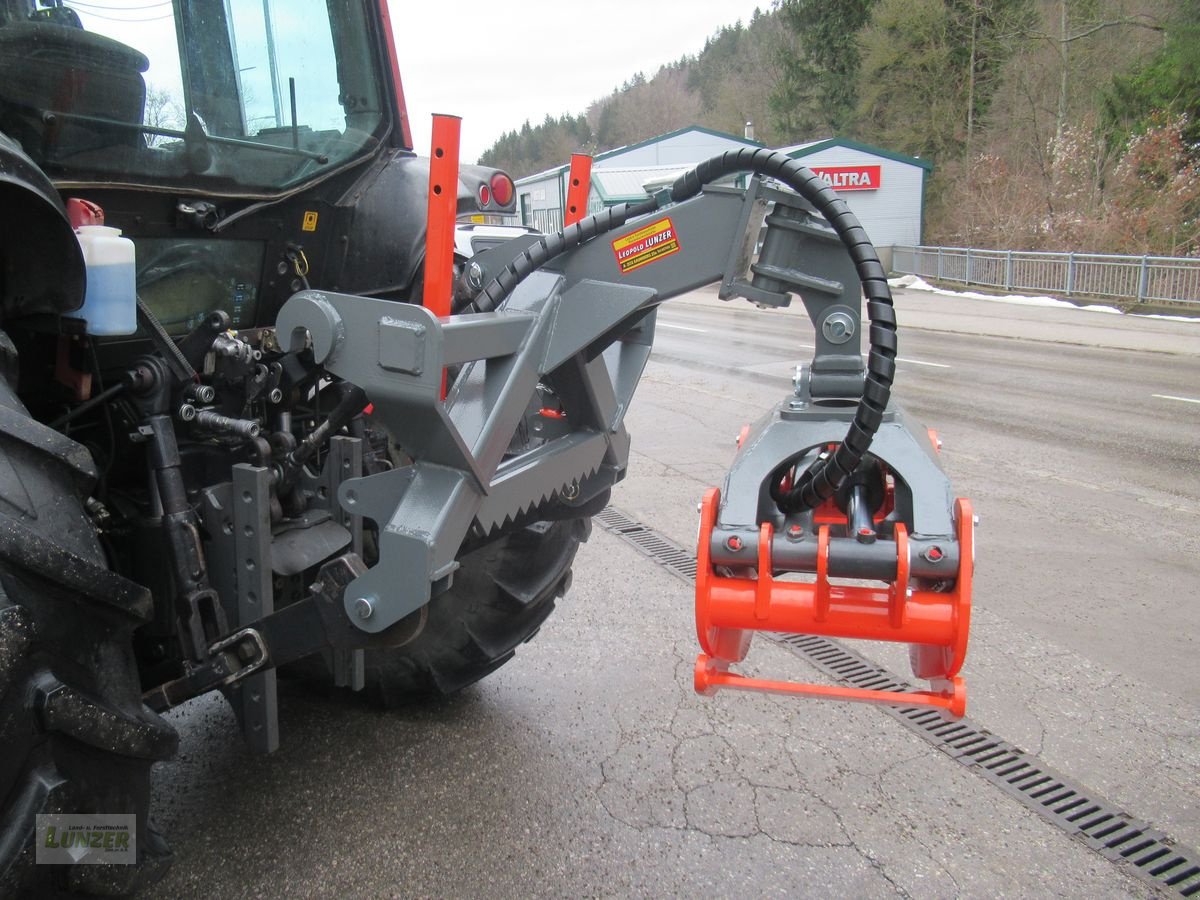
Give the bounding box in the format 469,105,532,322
503,209,563,234
892,245,1200,307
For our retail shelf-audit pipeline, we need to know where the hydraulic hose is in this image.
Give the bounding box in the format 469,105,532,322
469,148,897,513
668,149,897,513
469,198,657,313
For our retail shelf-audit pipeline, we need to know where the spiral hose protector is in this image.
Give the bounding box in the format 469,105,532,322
470,149,896,513
669,149,897,513
470,198,657,314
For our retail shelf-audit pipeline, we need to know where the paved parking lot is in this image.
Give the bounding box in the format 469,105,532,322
155,286,1199,897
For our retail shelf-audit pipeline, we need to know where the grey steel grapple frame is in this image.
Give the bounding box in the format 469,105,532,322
273,177,961,636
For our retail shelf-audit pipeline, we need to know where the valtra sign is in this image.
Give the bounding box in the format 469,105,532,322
810,165,882,191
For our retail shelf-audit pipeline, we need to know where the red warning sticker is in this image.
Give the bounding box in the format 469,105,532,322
611,217,681,274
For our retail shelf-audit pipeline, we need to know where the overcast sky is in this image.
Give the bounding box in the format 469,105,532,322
392,0,771,163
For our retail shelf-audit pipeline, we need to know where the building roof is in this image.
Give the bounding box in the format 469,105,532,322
592,125,763,166
515,131,933,190
778,137,933,171
590,165,690,202
514,161,569,186
513,160,568,186
516,125,763,187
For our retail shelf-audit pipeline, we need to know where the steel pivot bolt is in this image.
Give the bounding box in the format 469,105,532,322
467,261,485,290
354,596,375,619
822,311,856,344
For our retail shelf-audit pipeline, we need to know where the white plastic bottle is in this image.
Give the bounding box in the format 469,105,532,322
75,225,137,336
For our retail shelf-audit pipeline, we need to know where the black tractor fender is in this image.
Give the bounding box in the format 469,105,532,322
0,131,85,321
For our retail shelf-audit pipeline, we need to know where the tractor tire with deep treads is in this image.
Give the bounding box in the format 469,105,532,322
360,516,590,707
0,370,177,897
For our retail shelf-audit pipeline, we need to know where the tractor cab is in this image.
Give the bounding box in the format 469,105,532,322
0,0,389,196
0,1,514,338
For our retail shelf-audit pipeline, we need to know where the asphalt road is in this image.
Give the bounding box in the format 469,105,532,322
153,285,1198,897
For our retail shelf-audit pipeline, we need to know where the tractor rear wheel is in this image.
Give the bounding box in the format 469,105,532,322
0,368,177,896
360,516,590,706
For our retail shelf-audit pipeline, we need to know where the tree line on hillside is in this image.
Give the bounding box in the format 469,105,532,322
479,1,1199,257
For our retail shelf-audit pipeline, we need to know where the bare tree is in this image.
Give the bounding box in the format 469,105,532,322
1020,1,1166,147
143,86,184,147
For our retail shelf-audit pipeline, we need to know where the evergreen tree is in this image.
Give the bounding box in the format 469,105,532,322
771,0,878,137
1103,1,1200,152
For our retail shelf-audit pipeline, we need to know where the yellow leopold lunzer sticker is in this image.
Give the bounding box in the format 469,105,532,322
301,211,319,232
611,217,680,274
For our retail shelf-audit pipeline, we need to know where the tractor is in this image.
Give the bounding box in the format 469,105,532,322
0,1,971,894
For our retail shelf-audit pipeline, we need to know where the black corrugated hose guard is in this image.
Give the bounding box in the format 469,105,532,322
471,149,899,513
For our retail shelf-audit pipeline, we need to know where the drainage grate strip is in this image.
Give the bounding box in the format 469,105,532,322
594,506,698,582
776,629,1200,898
594,504,1200,897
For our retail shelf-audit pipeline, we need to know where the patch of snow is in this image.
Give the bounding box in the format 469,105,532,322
888,274,932,290
1132,313,1200,322
886,275,1198,320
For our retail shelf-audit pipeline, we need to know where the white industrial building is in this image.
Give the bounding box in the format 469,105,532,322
511,126,761,232
510,129,930,267
779,138,931,261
